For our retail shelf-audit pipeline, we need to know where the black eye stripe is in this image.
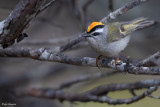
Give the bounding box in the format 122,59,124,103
87,25,104,33
92,32,100,36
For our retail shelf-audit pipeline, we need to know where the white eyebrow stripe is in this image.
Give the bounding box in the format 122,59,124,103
92,28,104,34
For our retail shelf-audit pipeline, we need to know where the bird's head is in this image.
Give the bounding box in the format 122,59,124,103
83,22,105,37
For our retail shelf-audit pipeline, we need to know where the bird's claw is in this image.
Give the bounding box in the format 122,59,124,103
96,55,102,71
111,58,122,66
115,58,122,65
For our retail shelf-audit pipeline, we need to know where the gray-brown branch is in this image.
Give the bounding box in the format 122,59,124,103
0,0,55,48
22,79,159,104
101,0,149,24
0,48,160,75
137,52,160,67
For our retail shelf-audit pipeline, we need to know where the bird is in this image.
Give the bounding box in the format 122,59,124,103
83,17,155,67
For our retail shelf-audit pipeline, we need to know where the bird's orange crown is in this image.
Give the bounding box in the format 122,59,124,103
87,22,104,33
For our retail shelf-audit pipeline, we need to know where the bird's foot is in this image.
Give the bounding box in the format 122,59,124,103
111,57,123,67
115,57,122,65
96,55,102,71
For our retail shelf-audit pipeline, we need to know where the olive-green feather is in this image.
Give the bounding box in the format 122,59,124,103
106,17,154,42
106,22,123,42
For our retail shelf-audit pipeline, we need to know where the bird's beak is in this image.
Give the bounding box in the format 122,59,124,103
82,33,91,37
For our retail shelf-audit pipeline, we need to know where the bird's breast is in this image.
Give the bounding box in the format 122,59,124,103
87,36,131,57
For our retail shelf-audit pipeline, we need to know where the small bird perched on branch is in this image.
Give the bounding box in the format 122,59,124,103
83,17,155,66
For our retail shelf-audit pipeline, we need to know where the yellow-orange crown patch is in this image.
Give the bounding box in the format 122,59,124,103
87,22,104,33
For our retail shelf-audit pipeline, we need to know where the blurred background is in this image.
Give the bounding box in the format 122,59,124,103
0,0,160,107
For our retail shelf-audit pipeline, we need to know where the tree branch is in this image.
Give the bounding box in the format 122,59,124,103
101,0,149,24
36,0,56,15
0,48,160,75
57,34,86,52
20,79,159,104
137,52,160,67
0,0,56,48
87,79,160,96
148,94,160,99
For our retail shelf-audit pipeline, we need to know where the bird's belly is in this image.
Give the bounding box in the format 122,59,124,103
88,36,130,57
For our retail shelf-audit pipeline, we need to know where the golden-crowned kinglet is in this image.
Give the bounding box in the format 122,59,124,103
83,17,155,57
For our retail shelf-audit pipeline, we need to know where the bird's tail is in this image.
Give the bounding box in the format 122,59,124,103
119,17,156,35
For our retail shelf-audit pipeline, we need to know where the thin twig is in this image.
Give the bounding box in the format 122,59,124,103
57,34,86,52
36,0,56,15
148,95,160,99
137,52,160,67
101,0,149,24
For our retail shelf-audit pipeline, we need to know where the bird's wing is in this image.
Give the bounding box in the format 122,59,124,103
106,22,126,42
107,17,155,43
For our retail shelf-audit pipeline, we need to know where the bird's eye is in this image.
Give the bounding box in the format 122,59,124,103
92,32,100,36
